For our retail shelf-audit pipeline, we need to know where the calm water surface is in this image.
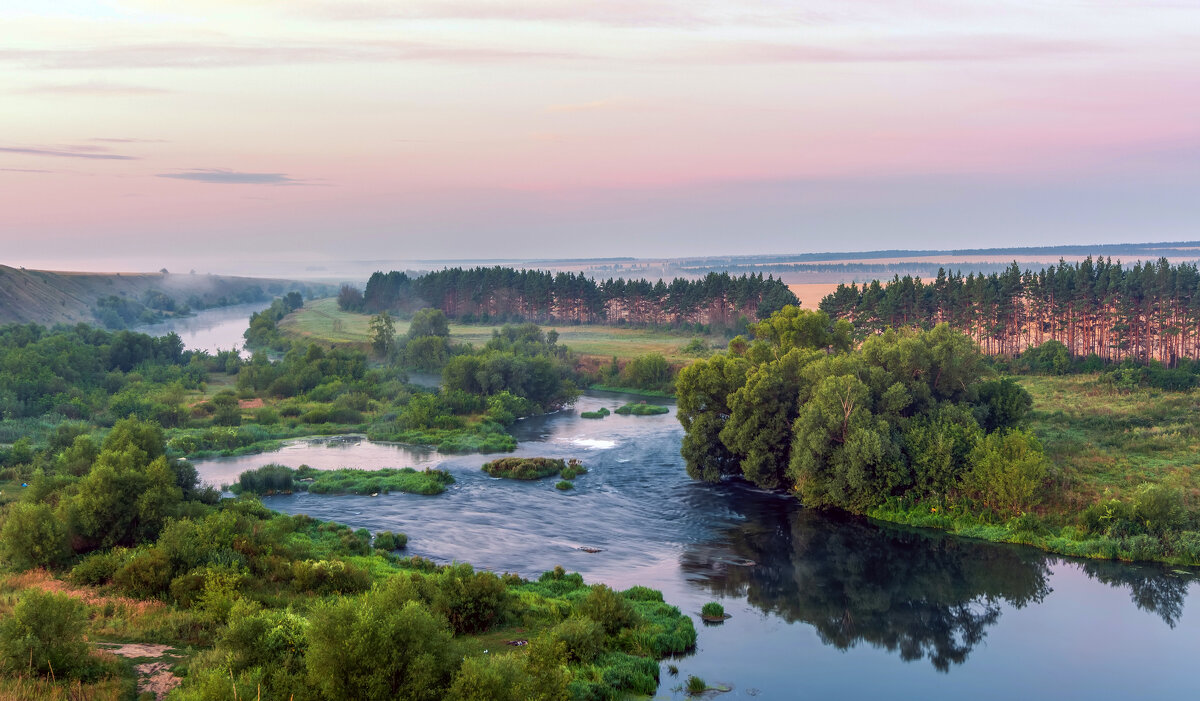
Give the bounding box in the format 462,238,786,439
136,302,265,356
194,392,1200,700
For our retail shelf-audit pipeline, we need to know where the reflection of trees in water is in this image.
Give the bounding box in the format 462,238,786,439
1076,560,1192,628
681,498,1053,672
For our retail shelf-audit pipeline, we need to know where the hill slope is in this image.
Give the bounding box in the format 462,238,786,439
0,265,328,327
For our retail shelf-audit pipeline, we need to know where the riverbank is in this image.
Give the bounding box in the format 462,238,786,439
859,374,1200,567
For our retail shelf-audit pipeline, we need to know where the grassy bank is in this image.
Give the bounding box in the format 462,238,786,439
865,374,1200,567
0,501,697,700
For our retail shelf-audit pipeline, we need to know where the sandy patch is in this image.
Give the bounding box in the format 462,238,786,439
238,398,265,409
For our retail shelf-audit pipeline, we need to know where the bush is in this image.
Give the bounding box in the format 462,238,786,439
69,549,126,586
548,617,605,663
374,531,408,550
0,590,91,679
700,602,725,618
555,480,574,491
0,501,68,569
113,547,173,598
578,584,639,635
580,408,610,419
962,429,1048,514
291,559,371,595
598,651,659,696
481,457,565,480
436,564,512,635
560,459,587,480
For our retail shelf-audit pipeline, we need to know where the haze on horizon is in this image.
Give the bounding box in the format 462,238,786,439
2,0,1199,274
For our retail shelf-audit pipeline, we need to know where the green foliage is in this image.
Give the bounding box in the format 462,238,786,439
0,590,91,679
0,501,67,569
555,480,574,491
962,429,1048,514
369,311,397,357
614,403,669,416
482,457,566,480
700,602,725,618
305,596,459,701
560,460,587,480
618,354,674,393
686,675,707,694
578,584,639,636
580,408,610,419
373,530,407,550
408,307,450,339
233,465,455,496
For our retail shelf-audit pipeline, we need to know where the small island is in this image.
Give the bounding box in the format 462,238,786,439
481,457,588,480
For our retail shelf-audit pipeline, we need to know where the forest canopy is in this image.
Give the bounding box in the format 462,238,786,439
677,306,1038,513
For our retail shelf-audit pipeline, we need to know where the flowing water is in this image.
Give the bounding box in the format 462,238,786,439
135,302,266,356
194,391,1200,699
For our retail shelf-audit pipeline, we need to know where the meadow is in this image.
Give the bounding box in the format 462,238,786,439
279,298,725,363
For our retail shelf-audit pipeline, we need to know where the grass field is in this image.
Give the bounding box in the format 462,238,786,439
1018,374,1200,508
279,298,727,363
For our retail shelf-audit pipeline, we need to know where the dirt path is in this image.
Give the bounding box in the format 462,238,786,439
99,643,182,700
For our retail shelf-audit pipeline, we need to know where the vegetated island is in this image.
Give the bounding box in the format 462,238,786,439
0,418,695,699
677,303,1200,567
482,457,588,481
231,464,456,496
615,403,670,416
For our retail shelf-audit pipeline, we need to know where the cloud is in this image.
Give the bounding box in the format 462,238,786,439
0,146,138,160
156,169,300,184
11,81,169,95
675,36,1110,64
547,99,625,113
0,40,587,70
0,167,54,173
91,137,168,143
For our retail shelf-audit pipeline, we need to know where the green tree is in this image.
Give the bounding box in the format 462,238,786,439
408,307,450,339
0,502,68,569
676,353,751,482
369,311,396,357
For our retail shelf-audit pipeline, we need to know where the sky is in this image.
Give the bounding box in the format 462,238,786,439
2,1,1199,272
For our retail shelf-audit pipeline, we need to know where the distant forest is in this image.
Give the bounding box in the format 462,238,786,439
820,258,1200,364
346,267,797,327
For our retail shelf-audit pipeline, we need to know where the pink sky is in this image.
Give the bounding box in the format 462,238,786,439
2,1,1199,272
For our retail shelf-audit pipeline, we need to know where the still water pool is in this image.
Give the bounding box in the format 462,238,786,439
194,392,1199,700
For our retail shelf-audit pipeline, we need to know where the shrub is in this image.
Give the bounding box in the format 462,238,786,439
598,652,659,696
481,457,565,480
446,653,532,701
578,584,639,635
0,501,68,569
306,597,458,701
560,459,588,480
374,531,408,550
555,480,574,491
291,559,371,595
700,602,725,618
113,547,173,598
0,590,91,679
962,429,1048,514
548,617,605,663
436,564,512,635
69,549,126,586
253,407,280,425
580,408,610,419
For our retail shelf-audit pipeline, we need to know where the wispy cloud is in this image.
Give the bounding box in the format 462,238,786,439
156,169,300,184
547,99,626,113
91,137,168,144
306,0,836,28
0,167,54,173
0,146,138,160
674,36,1110,64
11,81,170,95
0,40,587,70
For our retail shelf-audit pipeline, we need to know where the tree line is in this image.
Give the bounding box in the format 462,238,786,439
820,257,1200,364
342,267,797,328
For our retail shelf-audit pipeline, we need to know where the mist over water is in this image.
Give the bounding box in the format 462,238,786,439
194,392,1200,699
135,302,266,357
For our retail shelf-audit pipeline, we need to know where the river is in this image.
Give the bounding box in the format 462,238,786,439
193,391,1200,700
135,301,266,357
